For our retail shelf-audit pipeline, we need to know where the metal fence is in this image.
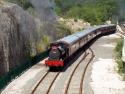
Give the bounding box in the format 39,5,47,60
122,36,125,62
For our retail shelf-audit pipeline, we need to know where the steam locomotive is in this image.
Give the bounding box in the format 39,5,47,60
45,25,116,68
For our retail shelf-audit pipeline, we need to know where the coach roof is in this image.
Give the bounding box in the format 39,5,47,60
58,26,98,44
58,34,79,45
57,24,115,45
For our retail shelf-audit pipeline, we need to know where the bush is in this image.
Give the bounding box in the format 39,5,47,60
55,22,72,39
36,35,50,52
27,7,37,17
115,38,125,78
115,39,123,58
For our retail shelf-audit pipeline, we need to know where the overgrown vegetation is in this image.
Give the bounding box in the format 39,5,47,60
115,38,125,78
55,0,118,24
55,22,72,38
27,7,37,17
36,35,50,52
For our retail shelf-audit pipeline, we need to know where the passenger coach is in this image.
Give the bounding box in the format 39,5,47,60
45,24,116,69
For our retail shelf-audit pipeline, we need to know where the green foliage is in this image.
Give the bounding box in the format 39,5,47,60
27,7,37,17
115,38,125,77
6,0,33,9
55,22,72,39
115,39,123,58
36,35,50,52
55,0,118,24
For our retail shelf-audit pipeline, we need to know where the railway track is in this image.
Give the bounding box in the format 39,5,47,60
64,52,89,94
31,48,94,94
64,48,94,94
80,48,94,94
31,70,60,94
31,71,49,94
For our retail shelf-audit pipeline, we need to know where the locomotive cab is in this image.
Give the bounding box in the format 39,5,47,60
45,42,67,67
49,44,60,60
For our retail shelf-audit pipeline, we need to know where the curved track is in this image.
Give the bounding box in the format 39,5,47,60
64,52,88,94
31,71,60,94
31,71,49,94
64,48,94,94
80,48,94,94
46,51,87,94
31,48,94,94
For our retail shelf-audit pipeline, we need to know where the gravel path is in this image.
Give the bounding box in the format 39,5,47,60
90,34,125,94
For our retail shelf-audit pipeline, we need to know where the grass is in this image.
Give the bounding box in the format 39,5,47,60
115,38,125,79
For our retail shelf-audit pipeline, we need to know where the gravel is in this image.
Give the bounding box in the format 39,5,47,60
90,34,125,94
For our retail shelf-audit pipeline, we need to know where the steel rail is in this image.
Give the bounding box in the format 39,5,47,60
31,72,49,94
64,51,88,94
79,48,94,94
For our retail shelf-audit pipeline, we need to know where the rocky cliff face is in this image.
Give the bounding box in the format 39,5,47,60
0,0,58,76
0,3,38,75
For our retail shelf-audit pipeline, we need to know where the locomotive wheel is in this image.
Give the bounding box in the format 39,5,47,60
49,66,63,71
49,67,55,71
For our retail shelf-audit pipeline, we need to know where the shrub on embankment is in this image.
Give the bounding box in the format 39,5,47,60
115,38,125,78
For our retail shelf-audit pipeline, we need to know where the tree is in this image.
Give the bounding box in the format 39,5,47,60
55,0,118,24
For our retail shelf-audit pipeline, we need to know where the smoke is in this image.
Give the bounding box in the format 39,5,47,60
29,0,56,22
29,0,57,40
